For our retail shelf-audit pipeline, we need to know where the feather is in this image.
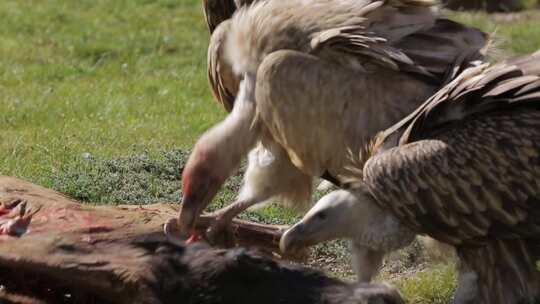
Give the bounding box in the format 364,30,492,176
482,75,540,98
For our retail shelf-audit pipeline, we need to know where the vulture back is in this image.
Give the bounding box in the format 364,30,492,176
226,0,488,84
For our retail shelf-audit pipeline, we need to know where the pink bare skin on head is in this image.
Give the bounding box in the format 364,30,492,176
175,86,260,243
179,146,227,242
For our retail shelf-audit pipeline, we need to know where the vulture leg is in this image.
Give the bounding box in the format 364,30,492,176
206,196,261,246
453,258,480,304
351,242,385,283
455,240,540,304
207,142,312,245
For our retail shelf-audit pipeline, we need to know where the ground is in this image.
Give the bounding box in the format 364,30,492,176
1,1,540,303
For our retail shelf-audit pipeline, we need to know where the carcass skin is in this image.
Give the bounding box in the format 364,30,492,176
173,0,489,244
0,176,405,304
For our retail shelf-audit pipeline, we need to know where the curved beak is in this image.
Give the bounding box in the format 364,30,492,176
280,222,310,254
178,195,206,236
178,177,222,236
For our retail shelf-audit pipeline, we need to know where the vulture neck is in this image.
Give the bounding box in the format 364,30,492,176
211,75,261,174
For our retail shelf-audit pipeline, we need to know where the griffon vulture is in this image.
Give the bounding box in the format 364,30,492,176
341,50,540,304
169,0,489,243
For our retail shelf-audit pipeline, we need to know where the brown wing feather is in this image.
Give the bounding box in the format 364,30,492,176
394,19,488,77
310,18,488,84
372,51,540,149
364,111,540,246
203,0,237,34
207,21,240,112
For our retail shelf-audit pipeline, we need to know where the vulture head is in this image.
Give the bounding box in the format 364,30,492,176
280,188,377,255
179,141,227,238
179,78,260,240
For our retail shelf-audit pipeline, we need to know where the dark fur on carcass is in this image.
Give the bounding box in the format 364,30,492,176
132,234,402,304
0,233,402,304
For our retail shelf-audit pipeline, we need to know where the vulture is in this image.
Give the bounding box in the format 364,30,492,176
169,0,489,243
334,50,540,304
280,189,416,283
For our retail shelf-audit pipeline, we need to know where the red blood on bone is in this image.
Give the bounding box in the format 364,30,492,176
186,230,201,244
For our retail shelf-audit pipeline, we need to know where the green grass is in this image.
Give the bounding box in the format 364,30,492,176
396,264,457,304
1,1,540,303
449,9,540,56
0,0,221,186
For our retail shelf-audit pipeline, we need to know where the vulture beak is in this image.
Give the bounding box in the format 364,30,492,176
179,195,206,237
178,176,222,238
280,222,312,255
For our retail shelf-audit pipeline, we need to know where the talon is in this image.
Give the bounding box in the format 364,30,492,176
206,220,234,247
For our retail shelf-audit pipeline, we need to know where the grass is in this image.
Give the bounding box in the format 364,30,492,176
1,1,540,302
0,0,220,186
396,264,457,304
449,9,540,56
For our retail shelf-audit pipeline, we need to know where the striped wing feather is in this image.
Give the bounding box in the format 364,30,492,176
364,51,540,245
364,111,540,245
399,51,540,145
311,18,487,84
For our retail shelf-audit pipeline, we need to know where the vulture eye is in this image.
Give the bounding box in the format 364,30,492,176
316,212,327,220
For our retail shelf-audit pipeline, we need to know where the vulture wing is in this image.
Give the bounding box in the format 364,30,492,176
204,0,261,112
363,51,540,246
311,16,488,85
203,0,237,34
208,20,240,112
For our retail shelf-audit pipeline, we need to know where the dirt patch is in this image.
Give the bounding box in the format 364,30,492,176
303,237,456,283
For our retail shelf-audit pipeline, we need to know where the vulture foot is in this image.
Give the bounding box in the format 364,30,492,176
163,216,232,247
206,215,235,248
